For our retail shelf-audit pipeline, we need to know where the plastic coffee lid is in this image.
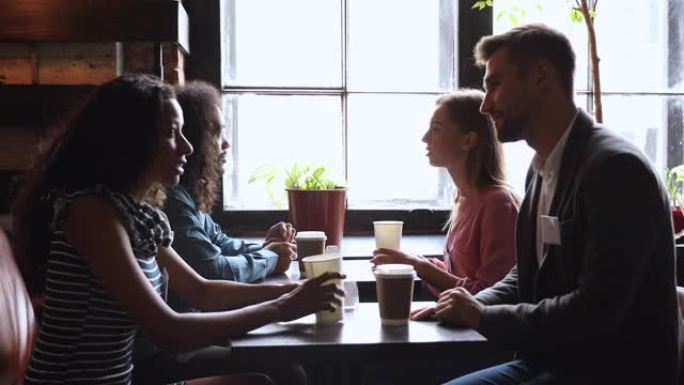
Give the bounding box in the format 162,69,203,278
324,245,340,254
373,220,403,224
301,253,339,263
295,231,327,240
374,263,415,276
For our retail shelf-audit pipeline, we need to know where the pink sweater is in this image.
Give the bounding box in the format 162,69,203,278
427,187,518,295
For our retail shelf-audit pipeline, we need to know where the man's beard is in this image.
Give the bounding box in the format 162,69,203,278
494,115,525,143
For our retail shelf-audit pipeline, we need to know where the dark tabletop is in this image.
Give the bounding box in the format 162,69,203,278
230,302,505,365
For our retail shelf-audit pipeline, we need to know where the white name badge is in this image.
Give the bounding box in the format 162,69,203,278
540,215,562,245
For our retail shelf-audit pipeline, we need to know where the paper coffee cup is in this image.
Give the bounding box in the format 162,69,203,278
373,221,403,250
295,231,327,275
374,264,415,326
302,253,343,324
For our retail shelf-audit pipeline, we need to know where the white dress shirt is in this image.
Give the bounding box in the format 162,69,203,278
532,110,579,267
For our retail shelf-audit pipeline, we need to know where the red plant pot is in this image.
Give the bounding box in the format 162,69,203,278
672,207,684,238
287,188,347,246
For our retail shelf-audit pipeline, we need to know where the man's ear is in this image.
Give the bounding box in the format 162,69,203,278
533,60,553,90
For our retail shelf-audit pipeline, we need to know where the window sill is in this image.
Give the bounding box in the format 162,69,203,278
215,208,451,236
245,233,444,259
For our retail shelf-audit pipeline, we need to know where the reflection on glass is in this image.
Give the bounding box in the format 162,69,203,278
595,0,668,91
226,0,342,87
347,94,444,208
601,95,684,174
223,95,344,209
348,0,448,92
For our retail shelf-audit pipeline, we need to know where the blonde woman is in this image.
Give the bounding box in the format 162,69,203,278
371,90,518,302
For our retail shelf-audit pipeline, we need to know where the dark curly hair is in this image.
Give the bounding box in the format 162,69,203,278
12,74,174,292
175,81,223,212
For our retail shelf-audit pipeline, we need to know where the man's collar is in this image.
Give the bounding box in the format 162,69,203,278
532,109,579,177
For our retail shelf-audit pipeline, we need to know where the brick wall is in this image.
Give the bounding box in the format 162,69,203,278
0,42,185,86
0,42,186,168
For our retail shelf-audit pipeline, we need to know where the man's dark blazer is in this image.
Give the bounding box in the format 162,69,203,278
475,110,683,384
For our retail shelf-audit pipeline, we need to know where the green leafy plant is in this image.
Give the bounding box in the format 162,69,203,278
248,162,345,207
666,164,684,209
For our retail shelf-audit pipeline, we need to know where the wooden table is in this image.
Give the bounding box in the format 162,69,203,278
231,302,505,366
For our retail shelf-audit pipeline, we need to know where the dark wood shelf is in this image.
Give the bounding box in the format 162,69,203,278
1,0,188,54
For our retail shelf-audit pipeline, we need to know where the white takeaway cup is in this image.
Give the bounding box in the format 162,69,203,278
301,253,343,324
373,221,404,250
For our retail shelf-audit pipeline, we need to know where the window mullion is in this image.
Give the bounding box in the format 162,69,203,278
438,0,455,91
584,40,594,115
342,0,349,185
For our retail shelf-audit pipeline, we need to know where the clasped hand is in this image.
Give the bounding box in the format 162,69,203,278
410,287,485,330
263,222,297,273
264,221,296,244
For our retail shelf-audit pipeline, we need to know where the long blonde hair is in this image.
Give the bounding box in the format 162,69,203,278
435,90,509,228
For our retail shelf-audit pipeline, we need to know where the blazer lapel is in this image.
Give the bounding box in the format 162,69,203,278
516,171,543,299
537,110,594,282
548,110,595,217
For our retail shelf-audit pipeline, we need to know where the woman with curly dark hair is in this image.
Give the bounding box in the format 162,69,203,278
13,74,342,385
165,81,296,296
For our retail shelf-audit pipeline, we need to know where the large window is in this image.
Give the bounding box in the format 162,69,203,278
222,0,459,211
215,0,683,221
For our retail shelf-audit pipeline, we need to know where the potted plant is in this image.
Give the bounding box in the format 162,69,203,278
666,164,684,238
249,163,348,245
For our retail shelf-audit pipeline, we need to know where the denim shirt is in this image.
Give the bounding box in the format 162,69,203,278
164,186,278,311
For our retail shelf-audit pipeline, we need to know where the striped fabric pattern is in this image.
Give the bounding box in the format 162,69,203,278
25,187,172,385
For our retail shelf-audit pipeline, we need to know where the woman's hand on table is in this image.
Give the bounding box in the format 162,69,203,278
370,248,422,267
275,272,345,322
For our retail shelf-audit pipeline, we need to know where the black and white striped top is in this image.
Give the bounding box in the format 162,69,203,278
25,186,173,385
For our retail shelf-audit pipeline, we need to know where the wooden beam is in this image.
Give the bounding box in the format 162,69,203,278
0,0,189,54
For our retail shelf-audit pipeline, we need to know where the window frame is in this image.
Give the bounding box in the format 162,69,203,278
186,0,684,235
571,0,684,169
185,0,493,235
